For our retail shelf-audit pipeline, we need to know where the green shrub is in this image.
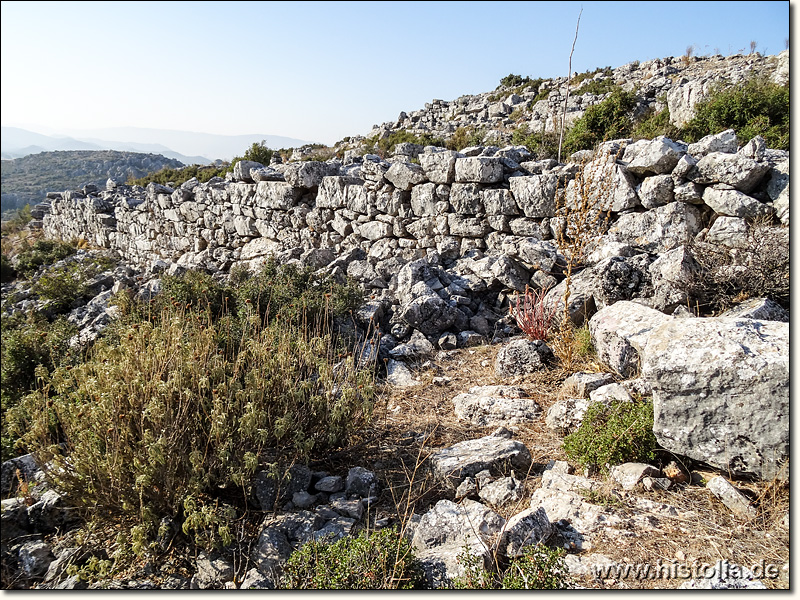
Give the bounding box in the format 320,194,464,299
10,299,375,529
128,164,227,187
563,88,638,154
499,74,532,89
562,397,658,472
511,124,560,159
679,76,789,149
453,544,569,589
32,254,116,311
632,105,679,140
363,131,446,157
446,126,487,151
14,239,76,278
1,312,78,461
573,78,618,97
280,527,423,589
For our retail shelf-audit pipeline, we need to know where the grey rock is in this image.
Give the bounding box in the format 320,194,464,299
452,385,542,427
610,463,662,490
643,317,788,480
194,552,234,589
419,150,460,184
449,182,484,215
251,526,292,578
589,300,671,378
719,297,788,322
691,152,771,193
292,491,318,509
626,137,686,176
330,497,364,520
687,129,738,157
386,359,421,387
738,135,766,162
648,245,697,313
641,477,673,491
637,174,674,209
706,476,757,518
19,539,54,578
766,158,789,225
396,293,460,337
232,160,264,182
609,202,703,254
477,475,524,508
314,475,344,493
345,466,378,498
1,453,39,497
385,161,427,191
482,188,519,216
283,161,337,188
389,329,435,360
456,330,484,348
702,185,773,218
705,216,749,247
497,507,553,558
494,338,553,376
455,157,504,183
543,267,597,326
561,372,616,399
429,431,532,487
509,174,558,217
239,568,275,589
252,464,312,512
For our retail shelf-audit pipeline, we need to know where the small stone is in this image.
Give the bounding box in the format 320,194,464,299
642,477,672,491
707,476,757,518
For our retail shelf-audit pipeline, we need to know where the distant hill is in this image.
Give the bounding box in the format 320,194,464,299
1,126,316,163
1,150,184,215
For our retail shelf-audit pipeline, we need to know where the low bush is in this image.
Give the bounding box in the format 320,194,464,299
363,131,446,157
631,104,679,140
446,126,487,151
9,300,376,534
679,75,789,150
1,312,78,461
280,527,423,589
453,544,569,589
562,397,658,473
31,254,116,311
562,88,638,155
128,164,227,187
510,124,560,159
14,239,76,278
681,219,789,314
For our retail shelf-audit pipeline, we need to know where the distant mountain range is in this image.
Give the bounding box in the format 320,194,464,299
1,126,315,164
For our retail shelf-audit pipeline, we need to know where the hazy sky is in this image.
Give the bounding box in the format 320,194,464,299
1,1,790,146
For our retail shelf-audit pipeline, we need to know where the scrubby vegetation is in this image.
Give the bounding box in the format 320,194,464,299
281,527,423,589
453,544,569,589
680,76,789,150
562,88,638,155
7,257,373,553
563,397,658,473
127,163,227,187
362,130,447,157
12,239,77,278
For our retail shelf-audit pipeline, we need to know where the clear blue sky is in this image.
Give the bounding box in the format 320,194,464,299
1,1,790,146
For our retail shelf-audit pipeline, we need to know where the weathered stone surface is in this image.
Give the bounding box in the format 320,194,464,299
497,507,553,558
385,161,427,191
706,476,757,518
412,499,506,588
452,385,542,427
1,453,39,497
545,397,595,434
642,317,788,480
386,359,421,387
482,188,519,216
494,338,553,376
702,185,773,218
429,430,532,487
719,297,788,322
396,294,459,337
455,157,503,183
419,149,460,184
687,129,738,157
626,137,685,176
565,159,640,212
314,475,344,493
766,158,789,225
591,254,653,310
690,152,771,193
193,552,234,589
449,183,484,215
637,174,674,209
251,526,292,577
543,268,597,326
477,476,524,508
589,300,671,378
509,174,558,217
610,463,662,490
560,372,616,399
705,216,749,247
345,466,378,498
19,539,54,578
648,245,697,312
609,201,702,254
282,161,337,189
233,160,264,182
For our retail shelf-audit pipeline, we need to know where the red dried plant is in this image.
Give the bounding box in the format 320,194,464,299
509,285,558,341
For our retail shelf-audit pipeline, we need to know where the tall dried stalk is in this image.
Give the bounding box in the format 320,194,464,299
557,8,583,163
